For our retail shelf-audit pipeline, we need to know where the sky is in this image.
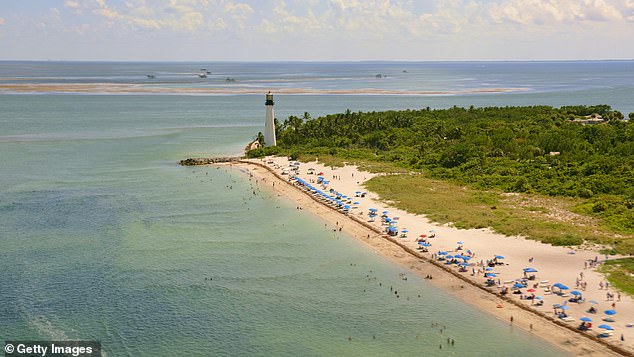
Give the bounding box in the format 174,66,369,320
0,0,633,61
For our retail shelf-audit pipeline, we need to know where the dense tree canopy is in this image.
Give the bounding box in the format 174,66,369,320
250,105,634,233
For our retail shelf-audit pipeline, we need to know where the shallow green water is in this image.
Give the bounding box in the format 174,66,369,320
0,93,573,356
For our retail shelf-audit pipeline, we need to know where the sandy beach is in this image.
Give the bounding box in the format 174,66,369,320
225,156,633,356
0,83,527,95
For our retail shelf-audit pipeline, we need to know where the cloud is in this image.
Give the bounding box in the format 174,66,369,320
56,0,634,37
223,1,254,28
486,0,624,25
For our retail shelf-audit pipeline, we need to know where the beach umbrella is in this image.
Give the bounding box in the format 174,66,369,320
495,255,505,259
560,305,569,310
420,234,428,238
454,254,464,259
438,251,448,255
527,288,536,292
513,283,524,289
523,268,538,273
485,273,497,277
445,255,454,259
402,229,409,233
462,256,471,261
536,296,543,300
353,202,359,205
599,324,614,330
570,290,582,296
553,283,569,290
580,317,593,322
589,300,599,305
318,172,324,175
553,304,561,308
485,267,493,271
460,262,469,266
604,310,617,315
457,241,463,245
382,210,389,214
421,243,431,247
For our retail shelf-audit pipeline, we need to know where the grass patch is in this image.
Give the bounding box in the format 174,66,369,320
600,258,634,296
364,174,632,250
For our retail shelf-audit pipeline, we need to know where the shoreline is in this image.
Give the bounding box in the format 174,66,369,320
0,83,528,96
221,157,631,357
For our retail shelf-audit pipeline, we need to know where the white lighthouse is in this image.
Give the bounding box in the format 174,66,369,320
264,91,276,146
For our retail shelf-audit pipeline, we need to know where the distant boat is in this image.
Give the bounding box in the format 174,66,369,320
198,73,207,78
146,74,155,79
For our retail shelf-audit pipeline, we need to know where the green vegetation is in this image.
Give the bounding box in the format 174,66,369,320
365,174,619,248
600,258,634,296
248,105,634,253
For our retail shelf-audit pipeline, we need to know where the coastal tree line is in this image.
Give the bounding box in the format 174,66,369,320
249,105,634,239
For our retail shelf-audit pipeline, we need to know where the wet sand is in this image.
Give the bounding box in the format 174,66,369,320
0,83,528,95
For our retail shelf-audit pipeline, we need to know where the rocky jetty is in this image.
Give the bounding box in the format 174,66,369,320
179,157,240,166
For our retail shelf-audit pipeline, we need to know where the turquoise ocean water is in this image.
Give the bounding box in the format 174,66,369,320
2,61,633,356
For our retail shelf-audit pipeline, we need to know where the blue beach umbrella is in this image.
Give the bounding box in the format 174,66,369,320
438,251,448,255
553,283,569,290
570,290,582,296
523,268,538,273
369,208,378,212
382,211,389,214
560,305,569,310
604,310,617,315
535,296,543,300
353,202,359,205
457,241,463,245
599,324,614,330
445,255,454,259
580,317,593,322
485,273,497,277
513,283,524,289
462,256,471,261
421,243,431,247
485,267,494,271
589,300,599,305
402,229,409,233
495,255,505,259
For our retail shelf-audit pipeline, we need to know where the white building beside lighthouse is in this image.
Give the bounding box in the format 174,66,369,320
264,91,276,146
